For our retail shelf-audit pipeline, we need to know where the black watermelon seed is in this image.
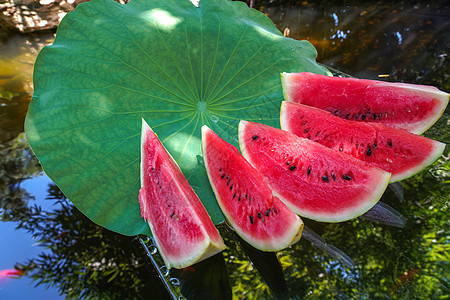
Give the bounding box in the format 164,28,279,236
388,140,392,147
249,215,254,224
286,161,291,165
307,167,311,175
332,173,336,181
345,113,350,119
252,135,259,140
322,175,329,182
339,148,343,152
366,148,372,156
362,114,366,120
227,179,230,185
265,209,270,216
333,109,339,116
304,128,309,133
289,165,296,171
229,185,233,190
233,194,236,199
343,174,352,180
373,113,377,119
257,212,262,219
355,114,359,119
238,195,241,202
221,174,225,179
226,175,229,179
170,212,175,218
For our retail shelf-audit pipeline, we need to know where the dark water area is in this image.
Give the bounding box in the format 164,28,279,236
0,0,449,299
261,1,449,89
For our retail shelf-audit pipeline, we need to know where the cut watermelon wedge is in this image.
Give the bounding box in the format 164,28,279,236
239,120,391,222
281,72,449,134
202,125,303,251
139,119,225,269
280,102,446,182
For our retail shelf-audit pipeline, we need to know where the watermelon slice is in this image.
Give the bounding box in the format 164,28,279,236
139,119,225,269
201,125,303,251
281,72,449,134
238,121,391,222
280,102,446,182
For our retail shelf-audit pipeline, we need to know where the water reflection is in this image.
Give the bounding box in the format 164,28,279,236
0,0,449,299
11,181,171,299
261,1,449,89
0,34,53,142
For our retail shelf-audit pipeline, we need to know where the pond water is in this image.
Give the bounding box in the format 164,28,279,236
0,1,448,299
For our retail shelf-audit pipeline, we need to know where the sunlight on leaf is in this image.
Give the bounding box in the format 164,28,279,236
141,9,183,31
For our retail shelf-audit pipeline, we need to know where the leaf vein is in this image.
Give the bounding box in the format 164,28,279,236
209,58,284,105
204,26,249,102
207,41,267,105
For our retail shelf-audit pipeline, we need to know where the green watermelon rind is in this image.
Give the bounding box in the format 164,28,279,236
201,125,304,251
238,120,392,223
140,119,226,269
280,72,449,135
279,101,446,183
393,142,445,181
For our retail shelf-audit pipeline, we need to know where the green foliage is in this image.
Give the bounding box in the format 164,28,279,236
0,133,41,222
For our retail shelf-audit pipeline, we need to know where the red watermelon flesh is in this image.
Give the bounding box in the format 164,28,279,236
281,102,446,182
139,119,225,269
239,120,391,222
202,125,303,251
281,72,449,134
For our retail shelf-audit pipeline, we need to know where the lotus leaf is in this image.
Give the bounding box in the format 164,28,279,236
25,0,330,236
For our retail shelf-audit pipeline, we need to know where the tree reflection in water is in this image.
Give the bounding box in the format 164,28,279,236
16,185,171,299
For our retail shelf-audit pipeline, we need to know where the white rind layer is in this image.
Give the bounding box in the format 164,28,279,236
280,72,449,135
201,125,304,252
280,102,446,183
390,140,446,182
140,119,225,269
238,120,392,223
